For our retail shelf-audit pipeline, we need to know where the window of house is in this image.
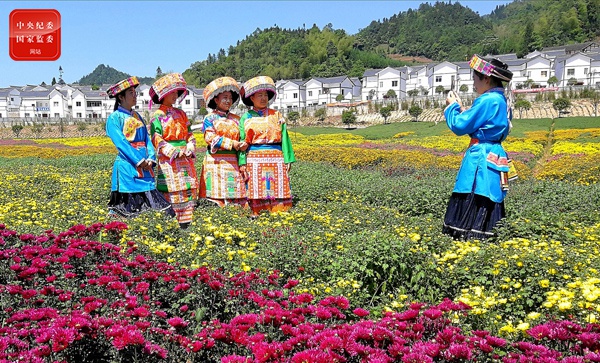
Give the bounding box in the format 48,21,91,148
379,82,383,87
25,113,30,117
185,100,190,105
541,71,548,78
54,113,59,117
318,90,322,95
0,113,2,118
567,69,575,76
435,76,442,83
527,71,531,78
308,91,313,97
293,93,298,99
584,68,589,74
76,113,82,117
392,81,398,87
341,90,344,95
139,92,144,96
10,97,14,102
53,102,59,107
87,101,101,107
76,101,82,107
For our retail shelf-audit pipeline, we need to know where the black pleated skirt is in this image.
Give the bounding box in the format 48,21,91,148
442,192,505,240
108,190,176,219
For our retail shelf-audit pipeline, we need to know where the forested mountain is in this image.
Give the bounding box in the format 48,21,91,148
487,0,600,56
77,0,600,88
77,64,154,86
183,25,405,87
356,0,600,61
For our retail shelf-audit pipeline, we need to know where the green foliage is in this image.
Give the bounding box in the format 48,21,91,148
77,122,88,137
287,111,300,125
552,97,571,114
379,106,392,124
341,109,356,126
514,98,532,118
409,105,423,121
547,76,559,86
385,89,397,99
11,124,23,138
198,107,208,117
314,107,327,122
335,94,344,102
435,85,446,94
407,89,419,97
182,25,405,87
31,123,44,138
459,84,469,93
78,64,153,86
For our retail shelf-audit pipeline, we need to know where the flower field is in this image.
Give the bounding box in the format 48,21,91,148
0,117,599,362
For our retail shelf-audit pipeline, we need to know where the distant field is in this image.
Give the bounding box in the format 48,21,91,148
292,116,600,139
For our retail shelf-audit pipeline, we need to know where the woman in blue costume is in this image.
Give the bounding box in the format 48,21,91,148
443,55,513,240
105,77,175,219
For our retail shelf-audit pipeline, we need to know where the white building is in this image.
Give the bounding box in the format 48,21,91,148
305,76,353,105
273,79,305,110
555,52,594,87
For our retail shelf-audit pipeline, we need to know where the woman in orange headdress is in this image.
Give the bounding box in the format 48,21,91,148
199,77,248,207
238,76,295,216
149,73,198,229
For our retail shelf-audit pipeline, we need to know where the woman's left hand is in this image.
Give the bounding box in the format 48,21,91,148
286,163,292,173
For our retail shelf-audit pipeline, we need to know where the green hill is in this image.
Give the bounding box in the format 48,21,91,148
78,64,154,86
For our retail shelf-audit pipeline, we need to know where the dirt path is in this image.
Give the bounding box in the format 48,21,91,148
531,118,556,176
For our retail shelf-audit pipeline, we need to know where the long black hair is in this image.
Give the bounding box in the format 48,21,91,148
474,58,512,88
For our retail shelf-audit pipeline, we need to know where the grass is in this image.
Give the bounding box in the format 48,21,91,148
292,121,451,140
292,117,600,140
552,116,600,130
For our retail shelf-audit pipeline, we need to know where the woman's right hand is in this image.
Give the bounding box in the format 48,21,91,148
234,141,249,151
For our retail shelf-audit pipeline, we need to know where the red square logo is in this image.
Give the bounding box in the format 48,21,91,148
9,9,61,61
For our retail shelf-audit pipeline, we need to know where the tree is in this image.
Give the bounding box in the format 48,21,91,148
408,89,419,98
514,99,532,119
385,89,397,100
591,90,600,117
198,107,208,118
314,108,327,122
552,98,571,117
156,66,163,80
379,106,392,124
368,89,377,100
335,94,344,102
435,85,446,95
408,105,423,122
51,77,56,85
31,122,44,139
459,84,468,93
547,76,558,87
420,86,429,96
11,124,24,138
567,77,578,86
77,122,88,137
341,110,356,128
287,111,300,126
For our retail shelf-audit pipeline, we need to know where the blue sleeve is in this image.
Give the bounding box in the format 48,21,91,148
136,112,156,162
106,113,144,167
444,95,501,136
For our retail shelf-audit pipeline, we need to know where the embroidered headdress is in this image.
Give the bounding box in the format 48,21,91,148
240,76,277,106
107,76,139,98
149,73,188,104
203,77,241,109
469,54,513,82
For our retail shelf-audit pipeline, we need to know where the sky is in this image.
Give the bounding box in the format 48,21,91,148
1,1,513,88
